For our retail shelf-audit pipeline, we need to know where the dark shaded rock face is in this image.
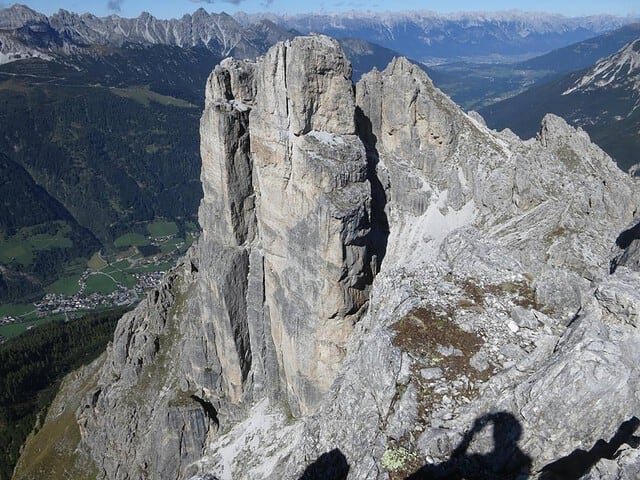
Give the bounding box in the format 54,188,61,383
18,35,640,480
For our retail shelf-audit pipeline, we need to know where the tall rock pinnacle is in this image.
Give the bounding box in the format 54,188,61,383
198,35,382,414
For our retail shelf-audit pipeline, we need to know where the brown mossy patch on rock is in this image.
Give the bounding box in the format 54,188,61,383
390,305,489,423
456,276,552,314
385,298,513,479
391,306,482,372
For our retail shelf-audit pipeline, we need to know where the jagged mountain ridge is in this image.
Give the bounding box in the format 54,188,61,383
0,4,294,61
564,38,640,95
0,4,404,83
480,38,640,172
16,35,640,480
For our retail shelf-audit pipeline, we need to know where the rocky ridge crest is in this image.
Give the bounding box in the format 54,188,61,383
16,35,640,480
564,38,640,96
0,4,293,63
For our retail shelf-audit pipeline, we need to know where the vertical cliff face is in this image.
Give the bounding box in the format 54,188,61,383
246,37,382,413
17,35,640,480
197,36,383,414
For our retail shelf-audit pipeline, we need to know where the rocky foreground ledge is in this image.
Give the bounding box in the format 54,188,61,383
15,35,640,480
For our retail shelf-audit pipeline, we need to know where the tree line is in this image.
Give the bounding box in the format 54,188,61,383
0,307,129,480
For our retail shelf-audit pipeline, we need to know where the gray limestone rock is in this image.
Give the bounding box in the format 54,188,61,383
421,367,444,380
25,35,640,480
510,306,540,329
595,269,640,327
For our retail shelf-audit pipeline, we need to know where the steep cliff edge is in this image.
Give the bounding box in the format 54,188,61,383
15,36,640,480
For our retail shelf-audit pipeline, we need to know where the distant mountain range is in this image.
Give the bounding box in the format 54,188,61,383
480,38,640,172
517,22,640,74
428,23,640,110
238,10,636,63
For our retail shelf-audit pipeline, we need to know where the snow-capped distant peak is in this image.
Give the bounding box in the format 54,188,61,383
564,38,640,95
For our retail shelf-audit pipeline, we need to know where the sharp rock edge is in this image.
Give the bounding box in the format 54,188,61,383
18,35,640,480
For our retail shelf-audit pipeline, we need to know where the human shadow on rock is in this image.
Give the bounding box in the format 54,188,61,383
610,221,640,272
539,416,640,480
298,448,350,480
407,412,532,480
615,222,640,250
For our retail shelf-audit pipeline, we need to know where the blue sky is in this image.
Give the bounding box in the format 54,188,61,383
5,1,638,19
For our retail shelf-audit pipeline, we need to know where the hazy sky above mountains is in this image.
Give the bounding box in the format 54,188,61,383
8,0,639,18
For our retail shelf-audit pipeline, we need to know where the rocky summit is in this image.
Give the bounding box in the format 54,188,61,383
15,35,640,480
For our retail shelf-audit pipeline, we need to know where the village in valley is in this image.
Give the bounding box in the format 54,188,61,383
0,221,197,344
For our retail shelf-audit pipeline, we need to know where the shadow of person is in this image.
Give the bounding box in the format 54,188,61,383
611,221,640,272
615,223,640,250
407,412,532,480
539,416,640,480
298,448,349,480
